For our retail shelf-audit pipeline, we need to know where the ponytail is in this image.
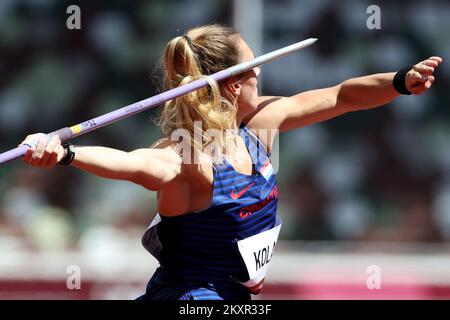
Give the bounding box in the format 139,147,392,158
158,24,240,155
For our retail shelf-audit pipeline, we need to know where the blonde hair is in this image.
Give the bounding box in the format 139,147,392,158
157,24,240,156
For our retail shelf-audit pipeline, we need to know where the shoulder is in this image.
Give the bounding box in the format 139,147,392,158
242,96,287,152
243,95,293,130
151,136,213,184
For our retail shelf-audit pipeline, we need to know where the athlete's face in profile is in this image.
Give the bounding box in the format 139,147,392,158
234,36,260,117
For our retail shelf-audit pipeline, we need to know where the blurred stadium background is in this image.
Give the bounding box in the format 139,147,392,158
1,0,450,299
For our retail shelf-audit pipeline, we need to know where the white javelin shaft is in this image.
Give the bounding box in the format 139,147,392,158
0,38,318,165
228,38,318,75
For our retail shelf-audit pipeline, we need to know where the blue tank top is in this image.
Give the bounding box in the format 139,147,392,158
142,125,280,291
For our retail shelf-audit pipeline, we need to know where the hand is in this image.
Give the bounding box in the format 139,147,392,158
19,133,65,168
406,56,443,95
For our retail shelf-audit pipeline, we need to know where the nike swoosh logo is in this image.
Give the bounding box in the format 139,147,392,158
230,182,255,199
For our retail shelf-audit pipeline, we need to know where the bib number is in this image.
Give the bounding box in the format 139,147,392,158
237,216,282,289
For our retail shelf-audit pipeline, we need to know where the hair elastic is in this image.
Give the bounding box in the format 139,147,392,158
183,35,193,46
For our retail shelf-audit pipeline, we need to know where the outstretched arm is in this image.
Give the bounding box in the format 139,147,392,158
19,134,182,191
247,56,443,134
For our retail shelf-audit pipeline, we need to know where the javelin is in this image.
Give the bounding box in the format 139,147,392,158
0,38,318,165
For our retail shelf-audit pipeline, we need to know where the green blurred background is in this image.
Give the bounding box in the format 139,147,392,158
0,0,449,299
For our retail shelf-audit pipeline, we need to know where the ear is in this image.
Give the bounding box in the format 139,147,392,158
225,77,242,96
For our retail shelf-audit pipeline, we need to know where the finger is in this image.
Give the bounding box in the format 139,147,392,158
22,148,35,163
18,135,32,147
411,77,435,94
30,137,49,166
19,133,46,164
413,64,434,75
408,77,426,91
421,60,439,68
34,136,48,158
40,148,52,168
428,56,443,64
43,136,61,167
19,133,45,149
45,152,59,169
425,76,435,89
56,144,65,163
409,70,428,83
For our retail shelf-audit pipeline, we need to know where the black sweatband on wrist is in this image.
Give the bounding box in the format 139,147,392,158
58,142,75,166
393,65,414,95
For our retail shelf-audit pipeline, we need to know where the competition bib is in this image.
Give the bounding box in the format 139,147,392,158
142,213,282,294
237,216,282,291
142,213,162,261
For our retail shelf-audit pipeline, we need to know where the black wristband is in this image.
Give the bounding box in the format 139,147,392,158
393,65,414,95
58,142,75,166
